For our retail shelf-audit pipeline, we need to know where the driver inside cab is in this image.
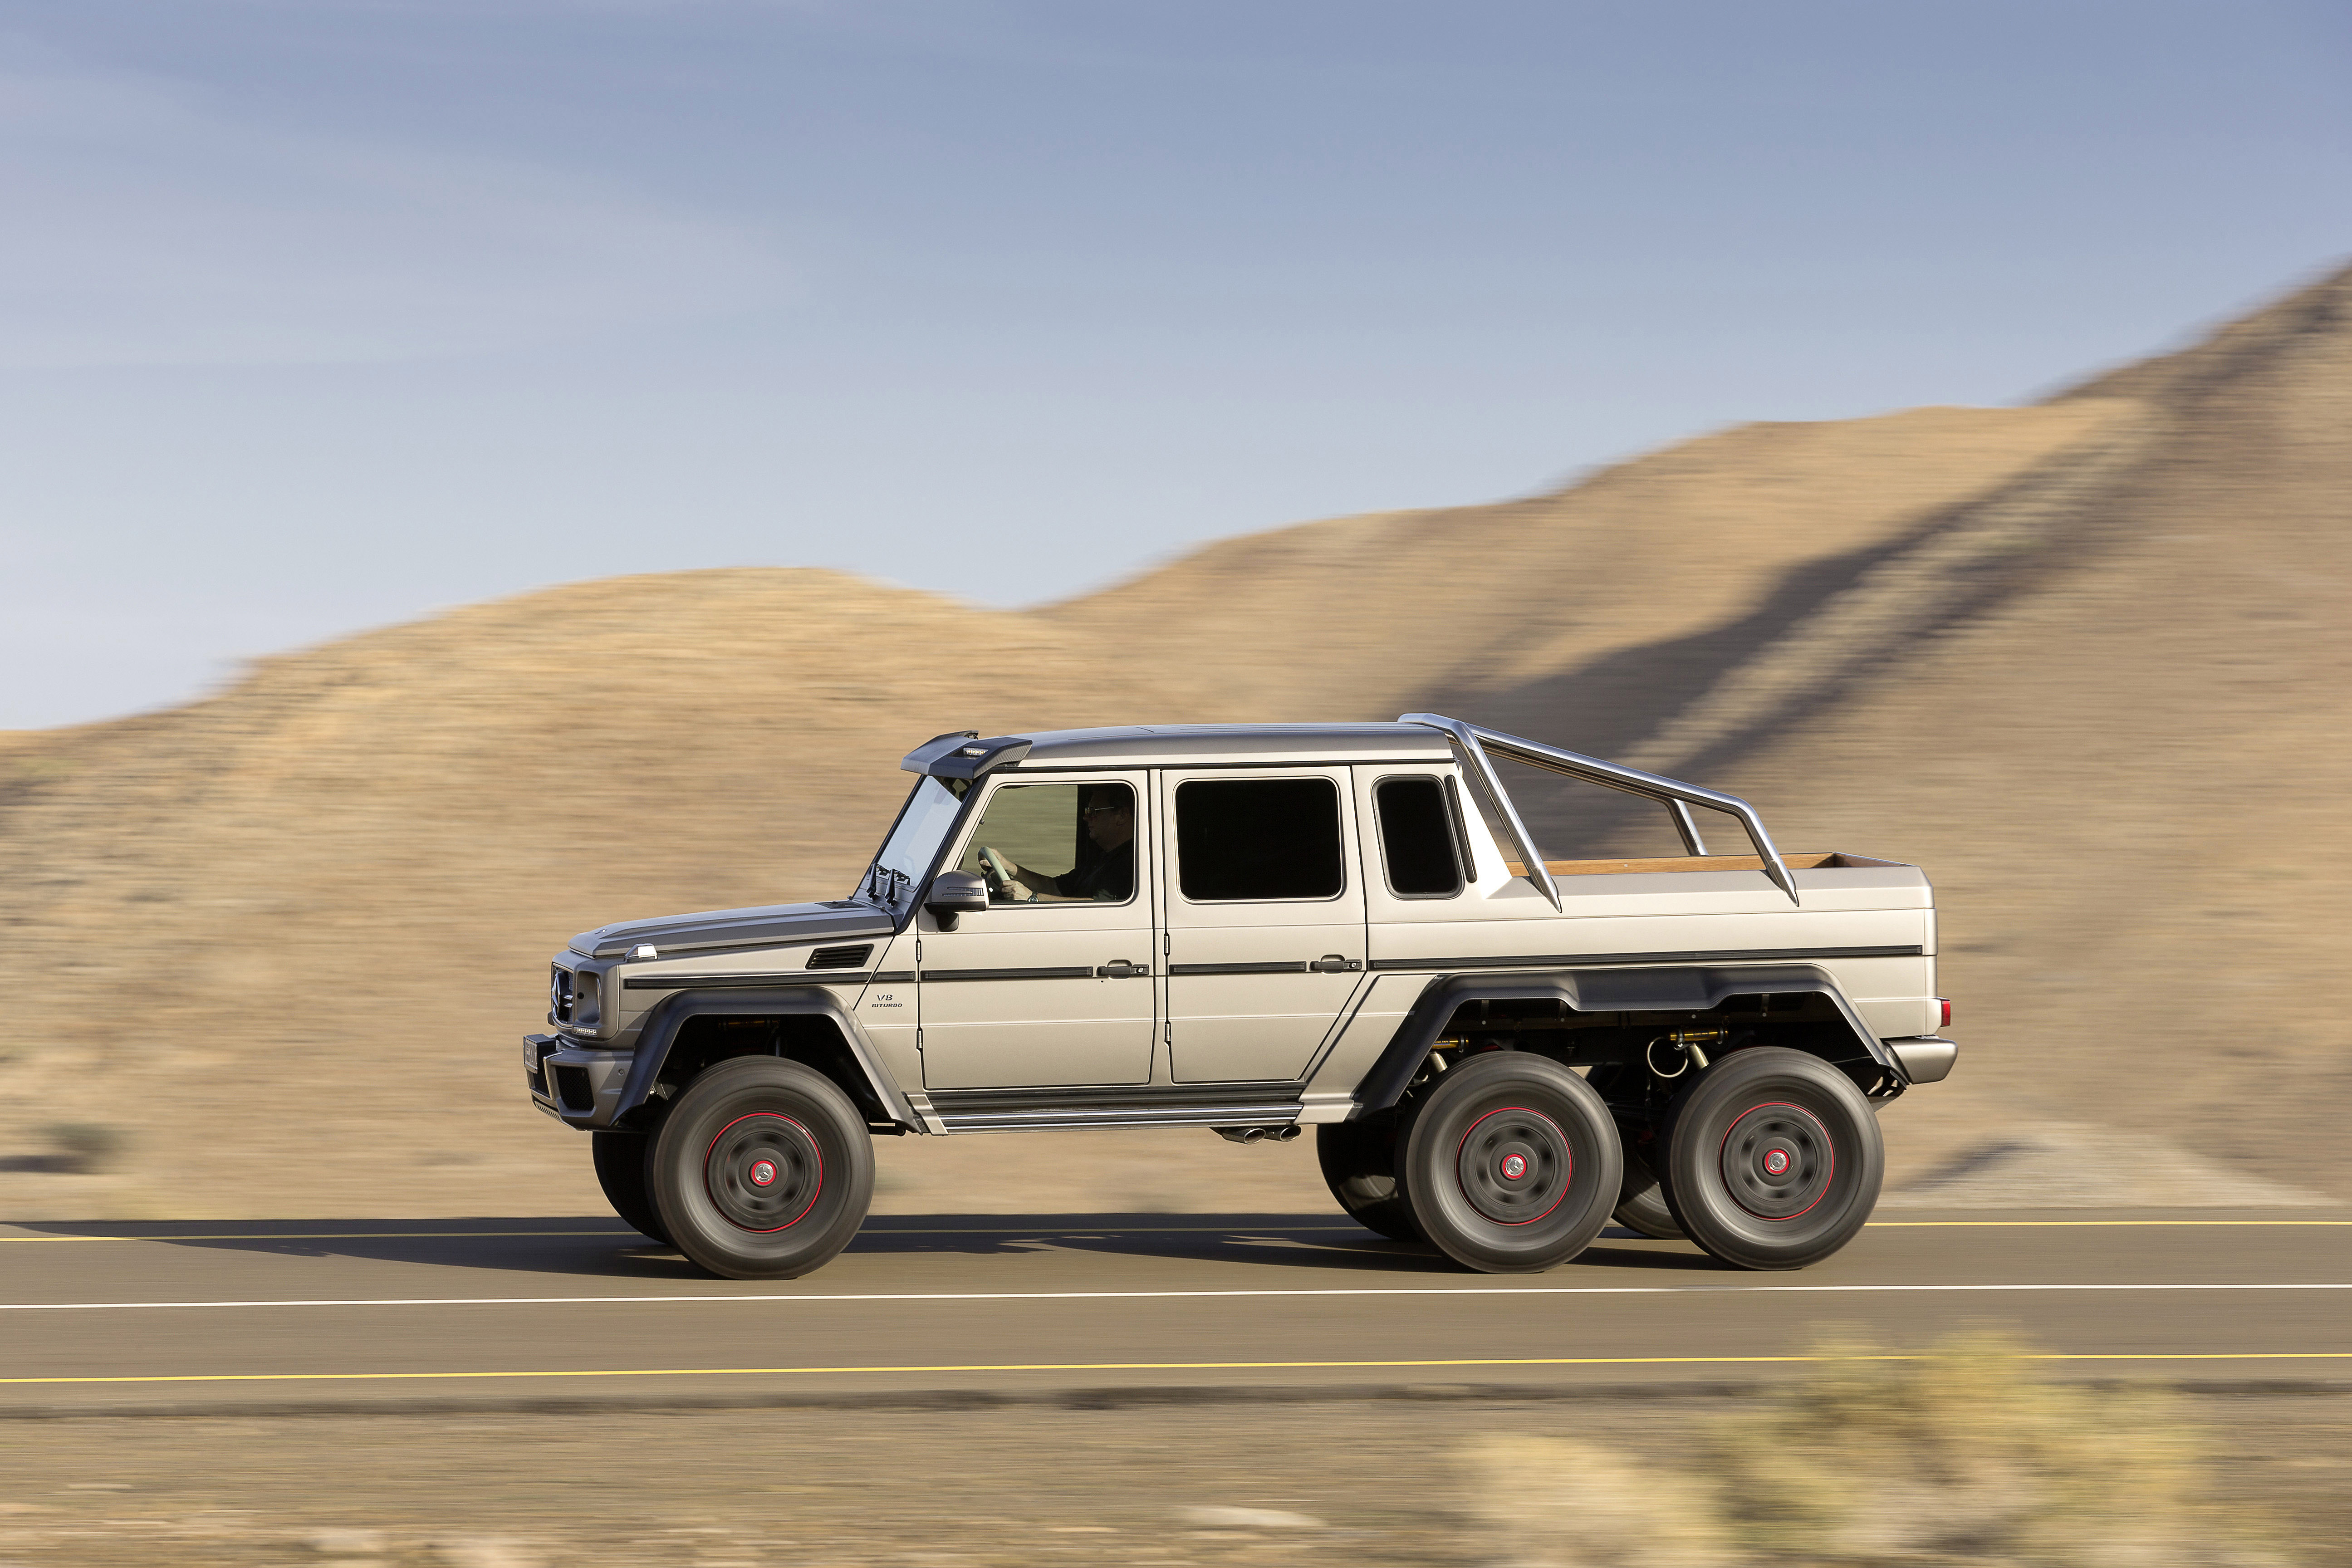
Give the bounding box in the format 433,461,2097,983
991,785,1135,903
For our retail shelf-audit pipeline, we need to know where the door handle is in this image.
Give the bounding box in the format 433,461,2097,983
1098,960,1149,979
1308,955,1362,974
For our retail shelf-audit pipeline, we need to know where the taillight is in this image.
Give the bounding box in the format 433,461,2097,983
1937,998,1952,1030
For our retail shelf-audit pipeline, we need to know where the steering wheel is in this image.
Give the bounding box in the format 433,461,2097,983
976,846,1031,902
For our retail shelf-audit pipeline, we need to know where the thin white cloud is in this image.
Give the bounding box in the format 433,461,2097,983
0,36,793,368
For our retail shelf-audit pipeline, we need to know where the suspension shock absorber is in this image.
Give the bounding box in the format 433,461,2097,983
1645,1027,1729,1078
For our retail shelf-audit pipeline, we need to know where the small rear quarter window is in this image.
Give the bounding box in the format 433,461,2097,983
1375,775,1464,897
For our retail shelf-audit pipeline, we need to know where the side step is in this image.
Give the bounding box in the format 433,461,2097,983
935,1102,1304,1134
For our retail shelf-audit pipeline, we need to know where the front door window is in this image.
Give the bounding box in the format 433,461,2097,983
960,782,1137,905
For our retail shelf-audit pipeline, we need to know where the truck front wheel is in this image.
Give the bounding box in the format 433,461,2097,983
591,1129,671,1245
1658,1047,1882,1270
649,1058,874,1280
1396,1053,1620,1273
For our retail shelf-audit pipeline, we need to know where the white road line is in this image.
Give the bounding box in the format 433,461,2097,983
2,1283,2348,1312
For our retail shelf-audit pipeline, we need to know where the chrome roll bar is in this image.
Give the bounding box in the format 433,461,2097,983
1398,714,1800,908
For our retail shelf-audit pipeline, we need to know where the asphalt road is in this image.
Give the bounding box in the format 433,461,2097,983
4,1209,2348,1413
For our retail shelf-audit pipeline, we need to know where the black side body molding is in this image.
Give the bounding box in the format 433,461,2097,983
612,988,916,1128
1367,945,1922,971
622,972,869,990
919,965,1098,983
1355,964,1899,1113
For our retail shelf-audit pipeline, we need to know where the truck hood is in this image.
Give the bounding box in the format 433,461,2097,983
569,899,897,960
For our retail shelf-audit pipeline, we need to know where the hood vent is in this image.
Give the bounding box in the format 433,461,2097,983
808,944,875,971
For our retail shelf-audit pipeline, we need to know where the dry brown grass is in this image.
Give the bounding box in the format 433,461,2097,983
1463,1338,2295,1568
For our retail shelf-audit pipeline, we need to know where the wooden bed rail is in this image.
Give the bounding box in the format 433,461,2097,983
1502,852,1880,877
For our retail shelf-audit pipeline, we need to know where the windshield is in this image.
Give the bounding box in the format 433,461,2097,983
863,776,968,904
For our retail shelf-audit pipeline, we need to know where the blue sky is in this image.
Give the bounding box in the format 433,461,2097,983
3,0,2347,728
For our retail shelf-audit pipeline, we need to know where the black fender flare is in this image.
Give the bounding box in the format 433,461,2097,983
613,989,918,1128
1354,963,1899,1112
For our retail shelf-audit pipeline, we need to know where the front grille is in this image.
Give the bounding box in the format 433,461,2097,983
808,944,874,971
552,1065,595,1113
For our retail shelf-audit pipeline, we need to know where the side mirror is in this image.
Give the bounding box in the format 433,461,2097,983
924,869,990,930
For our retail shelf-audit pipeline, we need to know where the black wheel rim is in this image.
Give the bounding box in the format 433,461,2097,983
704,1112,825,1232
1719,1101,1833,1220
1455,1106,1571,1225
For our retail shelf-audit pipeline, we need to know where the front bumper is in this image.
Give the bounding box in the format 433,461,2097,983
524,1033,636,1129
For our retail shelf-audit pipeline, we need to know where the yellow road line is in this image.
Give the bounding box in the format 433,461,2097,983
7,1351,2352,1388
3,1219,2346,1244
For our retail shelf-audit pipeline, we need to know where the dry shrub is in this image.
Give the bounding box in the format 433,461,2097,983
1459,1434,1732,1568
44,1121,126,1173
1463,1336,2292,1568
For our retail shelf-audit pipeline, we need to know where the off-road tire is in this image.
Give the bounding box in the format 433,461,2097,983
591,1129,671,1245
1657,1047,1882,1270
1612,1138,1684,1240
1395,1053,1621,1273
1315,1116,1421,1242
649,1057,874,1280
1581,1064,1683,1240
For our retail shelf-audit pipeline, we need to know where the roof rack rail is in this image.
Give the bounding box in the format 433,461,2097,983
1398,714,1798,908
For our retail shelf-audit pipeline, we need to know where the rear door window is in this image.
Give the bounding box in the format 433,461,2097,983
1174,778,1344,902
1374,775,1465,897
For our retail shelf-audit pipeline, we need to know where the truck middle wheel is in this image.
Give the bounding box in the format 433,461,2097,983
1611,1140,1684,1240
1395,1053,1621,1272
648,1057,875,1280
1314,1116,1421,1242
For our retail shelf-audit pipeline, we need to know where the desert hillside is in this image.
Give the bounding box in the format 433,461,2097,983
3,262,2346,1218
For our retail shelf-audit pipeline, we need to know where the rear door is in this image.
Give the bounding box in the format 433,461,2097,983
916,772,1157,1088
1158,767,1368,1083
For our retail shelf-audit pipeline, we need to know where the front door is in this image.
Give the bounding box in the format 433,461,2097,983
1159,767,1369,1083
917,772,1157,1089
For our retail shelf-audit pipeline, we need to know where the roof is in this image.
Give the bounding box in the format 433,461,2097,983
1007,721,1455,770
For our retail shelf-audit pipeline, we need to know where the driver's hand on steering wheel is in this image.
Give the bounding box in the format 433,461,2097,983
977,845,1034,903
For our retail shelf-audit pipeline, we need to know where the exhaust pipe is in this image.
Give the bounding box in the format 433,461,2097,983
1214,1125,1301,1145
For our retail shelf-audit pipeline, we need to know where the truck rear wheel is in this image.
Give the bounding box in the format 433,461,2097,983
1315,1117,1421,1242
649,1057,873,1280
591,1129,671,1245
1396,1053,1620,1273
1658,1047,1882,1270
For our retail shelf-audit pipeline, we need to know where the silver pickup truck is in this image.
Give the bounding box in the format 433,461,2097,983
526,717,1954,1280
